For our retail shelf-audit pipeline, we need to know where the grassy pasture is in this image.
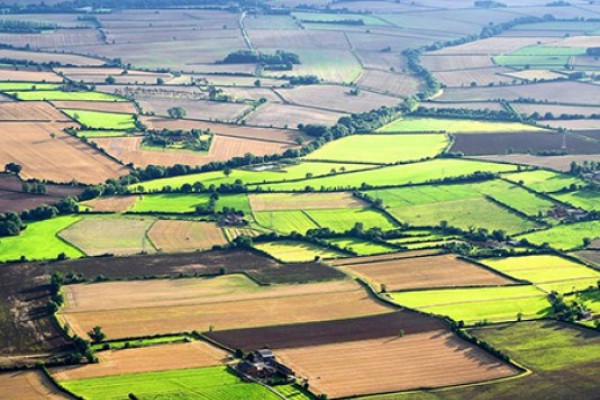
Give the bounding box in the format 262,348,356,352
481,255,600,293
326,237,396,256
0,215,83,262
61,366,280,400
305,208,398,232
64,109,136,130
518,220,600,250
494,54,571,68
471,180,556,217
502,169,585,193
215,193,252,214
131,193,211,213
389,285,551,324
553,189,600,212
0,82,62,91
304,134,448,164
251,159,517,191
254,240,348,262
8,90,123,101
378,117,544,133
292,11,388,26
254,210,318,234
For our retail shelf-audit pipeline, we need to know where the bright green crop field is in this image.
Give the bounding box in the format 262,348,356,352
326,237,397,255
304,134,448,164
518,220,600,250
377,117,544,133
8,90,124,101
553,189,600,212
254,240,348,262
64,109,136,130
0,82,62,91
502,169,585,193
131,193,212,213
254,210,319,234
305,208,398,232
60,366,281,400
215,193,252,214
389,285,551,324
0,215,83,262
472,180,556,217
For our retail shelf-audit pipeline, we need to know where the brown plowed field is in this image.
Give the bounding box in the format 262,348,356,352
140,116,305,144
0,49,104,66
0,122,128,184
0,173,82,213
248,192,365,211
207,311,445,351
0,101,70,121
276,331,520,398
244,103,345,129
329,249,442,266
0,69,63,82
342,254,513,291
50,100,137,114
473,154,600,172
81,195,138,212
59,277,392,339
451,131,600,155
434,67,514,87
148,220,228,252
0,371,69,400
429,36,559,55
137,98,250,123
355,70,421,97
91,135,296,167
421,55,494,72
51,341,227,381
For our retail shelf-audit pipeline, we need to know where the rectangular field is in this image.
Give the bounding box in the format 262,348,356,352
502,170,586,193
59,275,392,339
9,90,123,102
148,220,227,252
553,190,600,212
0,371,70,400
131,193,211,213
254,240,349,262
517,221,600,250
0,101,69,121
342,254,513,291
305,208,399,232
253,210,319,234
378,117,544,133
326,237,396,256
248,192,364,212
63,109,136,130
80,195,139,213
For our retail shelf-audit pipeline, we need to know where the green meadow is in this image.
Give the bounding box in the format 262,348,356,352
503,169,585,193
305,208,398,232
518,220,600,250
8,90,124,101
326,237,397,255
64,109,136,130
254,240,348,262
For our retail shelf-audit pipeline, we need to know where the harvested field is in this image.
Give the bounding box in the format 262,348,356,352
0,48,104,66
0,122,128,184
274,84,400,114
543,119,600,131
431,36,559,55
0,101,69,121
451,131,600,155
0,371,70,400
58,276,392,339
0,69,62,82
379,117,544,134
421,55,494,72
248,192,365,211
512,103,600,118
355,70,421,97
91,134,296,167
342,254,513,291
220,86,283,103
244,102,345,129
80,195,138,212
207,311,444,351
329,249,443,267
58,216,156,256
0,173,82,213
147,220,227,252
140,116,304,144
420,101,505,112
276,331,519,398
502,69,566,82
51,341,227,381
434,67,514,87
137,98,250,123
254,240,349,262
50,100,138,114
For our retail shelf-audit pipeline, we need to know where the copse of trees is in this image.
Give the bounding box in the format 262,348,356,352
0,20,57,33
411,106,525,122
221,50,300,71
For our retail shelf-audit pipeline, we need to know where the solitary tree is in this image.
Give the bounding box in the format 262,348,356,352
167,107,186,119
88,326,106,343
5,162,22,175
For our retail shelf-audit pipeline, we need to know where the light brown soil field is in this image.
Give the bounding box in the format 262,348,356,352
513,103,600,118
59,277,392,339
553,35,600,47
472,154,600,172
341,254,513,291
224,227,262,240
248,192,365,211
329,249,442,266
0,48,104,66
248,29,350,50
50,100,138,114
0,101,69,121
501,70,566,82
434,67,514,87
0,370,70,400
148,220,228,252
140,116,304,144
91,135,296,167
543,119,600,131
274,84,400,114
0,122,128,184
0,29,102,50
245,103,345,129
429,36,559,55
355,70,421,97
137,98,250,122
81,195,139,212
355,51,409,74
97,84,203,97
0,68,63,82
51,341,227,381
421,101,505,111
421,55,494,71
220,87,283,103
276,331,519,398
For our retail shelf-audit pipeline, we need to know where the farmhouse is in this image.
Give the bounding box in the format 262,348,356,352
236,348,294,383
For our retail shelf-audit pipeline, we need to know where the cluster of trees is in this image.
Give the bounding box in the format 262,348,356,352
0,0,244,13
143,128,212,151
0,212,23,236
299,17,365,25
474,1,506,8
0,20,56,33
525,111,600,120
412,105,523,122
22,181,47,194
570,160,600,175
289,75,320,85
586,47,600,56
548,291,591,322
221,50,300,70
403,48,441,100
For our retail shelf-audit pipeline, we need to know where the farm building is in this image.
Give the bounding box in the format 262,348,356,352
236,348,294,383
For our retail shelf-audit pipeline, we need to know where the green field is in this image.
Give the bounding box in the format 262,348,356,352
326,237,396,255
0,215,83,262
251,159,517,192
502,169,585,193
131,161,377,192
8,90,124,101
567,290,600,327
472,180,556,217
553,189,600,212
518,220,600,250
254,240,348,262
254,210,318,234
377,117,544,134
481,255,600,293
305,208,398,232
494,55,572,68
389,285,551,324
58,216,156,256
0,82,62,91
132,193,212,213
64,109,136,130
60,366,280,400
215,193,252,215
76,130,132,138
304,134,448,164
273,384,314,400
